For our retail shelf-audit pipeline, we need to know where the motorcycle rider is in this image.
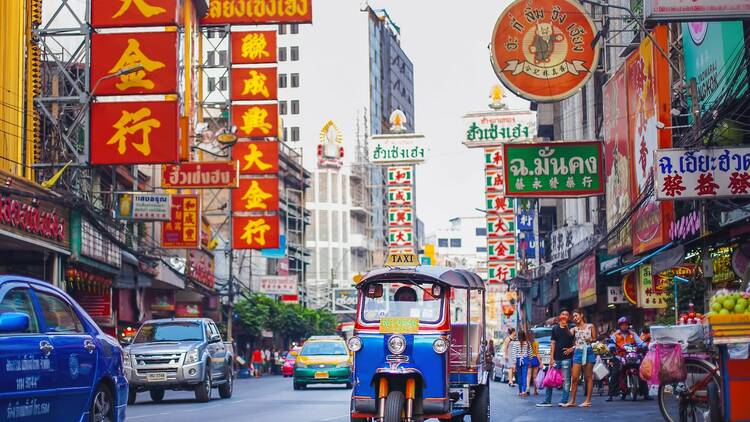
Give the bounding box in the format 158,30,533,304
606,317,650,401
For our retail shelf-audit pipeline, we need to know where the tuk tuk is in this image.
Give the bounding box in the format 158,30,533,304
347,264,490,422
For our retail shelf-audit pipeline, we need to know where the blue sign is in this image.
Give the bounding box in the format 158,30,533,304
261,235,286,258
517,233,544,259
420,256,431,266
517,208,535,232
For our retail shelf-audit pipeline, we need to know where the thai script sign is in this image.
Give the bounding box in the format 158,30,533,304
332,288,357,314
655,147,750,200
607,286,628,304
638,264,668,309
645,0,750,22
256,275,297,295
503,141,604,197
490,0,600,102
370,134,427,164
162,161,239,189
0,196,68,249
115,193,171,221
161,195,200,249
463,110,537,148
549,223,594,263
201,0,312,25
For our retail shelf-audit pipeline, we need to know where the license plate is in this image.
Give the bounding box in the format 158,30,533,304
147,373,167,382
314,371,329,379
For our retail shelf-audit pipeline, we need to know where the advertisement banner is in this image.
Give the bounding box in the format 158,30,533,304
256,276,297,295
627,26,673,255
115,193,171,221
91,0,180,27
162,161,239,189
232,178,280,212
388,186,413,206
463,110,537,148
233,141,279,175
232,215,280,250
603,64,633,254
231,67,278,101
655,148,750,200
201,0,313,25
91,100,179,165
387,166,413,185
503,141,604,197
231,31,278,64
388,207,413,227
90,31,178,96
232,104,279,139
637,264,668,309
161,195,201,249
370,134,427,165
150,290,175,311
175,302,202,318
645,0,750,22
578,255,597,307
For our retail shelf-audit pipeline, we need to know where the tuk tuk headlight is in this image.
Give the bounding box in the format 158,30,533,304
387,335,407,355
433,337,449,354
347,336,362,353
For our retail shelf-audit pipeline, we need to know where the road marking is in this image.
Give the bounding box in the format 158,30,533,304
183,403,223,412
316,414,349,422
128,412,170,419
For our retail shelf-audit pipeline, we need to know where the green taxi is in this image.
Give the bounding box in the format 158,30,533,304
293,336,352,390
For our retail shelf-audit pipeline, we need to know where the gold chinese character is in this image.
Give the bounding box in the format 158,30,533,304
240,218,271,247
109,39,166,91
241,143,273,171
240,107,273,136
241,180,273,209
113,0,166,19
241,70,270,98
106,107,160,156
241,33,270,60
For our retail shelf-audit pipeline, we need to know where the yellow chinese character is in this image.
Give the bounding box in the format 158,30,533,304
242,180,273,209
240,107,273,136
109,39,166,91
106,107,160,156
240,218,271,247
113,0,166,19
241,33,270,60
241,70,270,98
241,143,273,171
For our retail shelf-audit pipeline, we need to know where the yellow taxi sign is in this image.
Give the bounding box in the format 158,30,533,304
385,253,419,267
379,317,419,334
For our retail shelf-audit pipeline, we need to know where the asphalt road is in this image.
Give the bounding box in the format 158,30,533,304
125,375,663,421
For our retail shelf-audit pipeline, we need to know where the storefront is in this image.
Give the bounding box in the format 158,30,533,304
113,252,154,341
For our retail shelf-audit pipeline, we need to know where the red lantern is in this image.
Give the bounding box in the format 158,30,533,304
502,303,515,317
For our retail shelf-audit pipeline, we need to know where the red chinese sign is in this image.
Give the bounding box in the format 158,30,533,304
91,100,179,165
231,31,278,64
232,215,280,250
91,32,178,96
187,249,215,289
490,0,601,102
162,195,201,249
201,0,312,25
162,161,239,189
232,104,279,138
91,0,180,28
232,178,279,212
231,67,278,101
232,141,279,175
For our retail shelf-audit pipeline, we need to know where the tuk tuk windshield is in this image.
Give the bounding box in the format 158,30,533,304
361,282,444,324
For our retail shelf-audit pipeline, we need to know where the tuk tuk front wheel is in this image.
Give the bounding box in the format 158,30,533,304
470,384,490,422
384,390,405,422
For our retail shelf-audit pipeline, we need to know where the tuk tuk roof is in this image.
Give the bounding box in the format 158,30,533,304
357,266,485,291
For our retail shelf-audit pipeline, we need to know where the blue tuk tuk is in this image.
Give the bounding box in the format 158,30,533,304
347,265,490,422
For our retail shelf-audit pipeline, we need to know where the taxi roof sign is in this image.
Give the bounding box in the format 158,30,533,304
385,253,420,267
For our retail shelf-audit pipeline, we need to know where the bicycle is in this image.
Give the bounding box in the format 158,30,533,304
657,354,723,422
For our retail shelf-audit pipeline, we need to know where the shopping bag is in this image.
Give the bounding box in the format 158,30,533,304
535,366,547,390
658,343,687,384
541,366,563,389
639,346,659,385
593,358,609,381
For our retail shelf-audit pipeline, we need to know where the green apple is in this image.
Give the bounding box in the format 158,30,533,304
735,303,747,313
720,309,730,315
737,298,748,309
712,301,724,313
723,298,736,311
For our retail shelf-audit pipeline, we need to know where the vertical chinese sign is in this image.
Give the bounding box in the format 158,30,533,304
386,166,415,254
162,194,201,248
484,146,517,285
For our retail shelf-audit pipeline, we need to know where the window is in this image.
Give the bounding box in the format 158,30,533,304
278,24,286,35
290,46,299,61
476,246,488,253
291,127,300,142
342,211,348,242
278,73,288,88
291,100,299,115
279,101,288,115
278,47,287,61
290,24,299,34
291,73,299,88
438,238,449,247
283,127,289,142
318,173,328,202
332,175,339,204
207,77,216,92
319,210,329,241
450,239,462,248
206,51,215,67
217,76,227,91
36,291,84,333
0,288,39,333
218,50,227,66
476,227,487,236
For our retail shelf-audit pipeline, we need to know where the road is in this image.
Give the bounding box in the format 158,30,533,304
125,375,663,421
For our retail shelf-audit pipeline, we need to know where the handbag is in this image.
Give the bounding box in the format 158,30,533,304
593,358,609,381
541,366,563,389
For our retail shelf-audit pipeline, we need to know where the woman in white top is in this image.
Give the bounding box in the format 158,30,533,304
563,308,597,408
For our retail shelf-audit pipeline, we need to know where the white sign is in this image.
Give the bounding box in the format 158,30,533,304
549,223,595,264
655,147,750,200
256,276,297,295
116,193,171,221
463,110,537,148
645,0,750,22
607,286,628,304
332,288,358,314
370,134,427,165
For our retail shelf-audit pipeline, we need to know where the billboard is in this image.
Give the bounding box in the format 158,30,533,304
655,147,750,200
115,193,171,221
201,0,313,25
332,288,358,314
231,31,278,64
162,161,239,189
463,110,537,148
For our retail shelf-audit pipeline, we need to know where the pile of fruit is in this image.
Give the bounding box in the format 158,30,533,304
677,303,705,325
709,289,750,315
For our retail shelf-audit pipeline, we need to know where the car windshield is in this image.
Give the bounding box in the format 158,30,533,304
361,282,443,324
133,322,203,343
301,341,348,356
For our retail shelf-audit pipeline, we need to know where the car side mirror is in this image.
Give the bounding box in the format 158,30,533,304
0,312,29,333
209,334,222,343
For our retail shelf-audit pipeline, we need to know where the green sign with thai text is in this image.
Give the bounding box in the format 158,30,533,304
503,141,604,197
379,317,419,334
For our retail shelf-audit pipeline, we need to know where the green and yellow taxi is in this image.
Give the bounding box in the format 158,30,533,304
293,335,352,390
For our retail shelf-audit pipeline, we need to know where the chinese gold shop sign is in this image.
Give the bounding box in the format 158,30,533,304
490,0,600,102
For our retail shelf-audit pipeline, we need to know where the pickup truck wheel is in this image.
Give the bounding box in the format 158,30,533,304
219,368,233,399
195,366,212,403
149,389,165,403
127,388,137,405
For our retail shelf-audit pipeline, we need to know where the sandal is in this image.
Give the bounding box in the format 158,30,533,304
560,402,575,408
578,402,592,408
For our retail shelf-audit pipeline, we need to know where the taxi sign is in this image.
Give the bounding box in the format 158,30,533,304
379,317,419,334
386,253,420,267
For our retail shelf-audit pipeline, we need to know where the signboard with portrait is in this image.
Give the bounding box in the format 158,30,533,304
115,193,171,221
578,255,597,307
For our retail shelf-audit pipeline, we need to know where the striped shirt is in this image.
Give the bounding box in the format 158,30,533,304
511,341,532,360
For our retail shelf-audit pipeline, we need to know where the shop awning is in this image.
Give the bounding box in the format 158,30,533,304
605,242,674,275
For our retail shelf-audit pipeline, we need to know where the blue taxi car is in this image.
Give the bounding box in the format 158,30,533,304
0,276,128,421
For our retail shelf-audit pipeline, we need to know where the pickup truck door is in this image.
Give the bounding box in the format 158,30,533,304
206,322,226,378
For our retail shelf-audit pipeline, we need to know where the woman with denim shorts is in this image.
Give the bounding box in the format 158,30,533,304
563,308,597,408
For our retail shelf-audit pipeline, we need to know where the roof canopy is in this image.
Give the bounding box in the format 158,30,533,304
358,266,485,291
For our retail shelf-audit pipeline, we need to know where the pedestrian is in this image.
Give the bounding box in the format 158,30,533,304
502,328,517,387
262,347,271,375
537,309,574,408
564,308,597,408
272,348,281,375
528,330,541,396
252,348,263,378
512,330,532,397
485,339,496,373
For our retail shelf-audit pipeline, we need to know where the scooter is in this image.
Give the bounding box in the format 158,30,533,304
618,344,646,401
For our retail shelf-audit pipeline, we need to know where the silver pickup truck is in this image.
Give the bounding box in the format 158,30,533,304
123,318,234,404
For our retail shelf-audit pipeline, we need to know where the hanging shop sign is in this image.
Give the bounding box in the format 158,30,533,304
578,255,597,307
230,31,278,64
115,193,171,221
369,134,427,165
0,191,69,250
233,141,279,175
161,194,200,249
549,223,595,263
162,161,239,189
488,238,517,261
388,227,414,247
91,0,180,27
655,147,750,200
489,0,600,102
645,0,750,22
637,264,668,309
463,110,537,148
503,141,604,197
232,215,280,249
388,186,413,206
91,100,179,165
232,104,279,139
669,210,702,242
485,193,515,215
485,169,505,193
622,272,638,305
488,261,517,284
387,166,413,186
332,288,358,314
255,275,297,295
186,249,215,289
484,146,504,170
201,0,312,25
388,207,413,227
231,67,278,101
232,178,279,212
90,31,178,96
607,286,629,305
175,302,202,318
487,214,515,238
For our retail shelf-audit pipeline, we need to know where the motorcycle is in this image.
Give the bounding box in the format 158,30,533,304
618,344,645,401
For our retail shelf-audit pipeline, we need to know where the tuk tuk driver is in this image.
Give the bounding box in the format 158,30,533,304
394,286,417,302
